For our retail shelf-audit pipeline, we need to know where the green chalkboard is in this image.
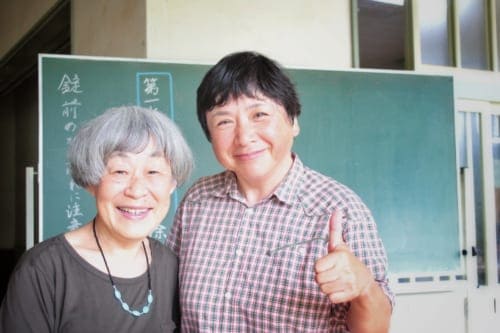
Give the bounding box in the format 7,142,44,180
39,54,459,274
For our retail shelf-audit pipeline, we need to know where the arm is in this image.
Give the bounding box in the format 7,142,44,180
347,274,392,333
165,195,186,256
0,257,53,332
315,212,392,333
172,275,182,333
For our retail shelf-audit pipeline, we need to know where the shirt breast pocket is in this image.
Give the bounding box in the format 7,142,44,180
268,237,327,289
263,237,332,330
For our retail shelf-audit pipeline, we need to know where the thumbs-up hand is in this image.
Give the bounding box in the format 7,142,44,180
328,209,345,252
314,210,375,304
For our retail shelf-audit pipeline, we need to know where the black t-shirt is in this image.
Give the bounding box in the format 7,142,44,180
0,234,179,332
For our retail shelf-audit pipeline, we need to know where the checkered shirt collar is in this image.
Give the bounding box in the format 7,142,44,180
215,153,304,206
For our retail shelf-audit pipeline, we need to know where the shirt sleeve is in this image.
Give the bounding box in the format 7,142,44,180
165,200,185,256
343,202,395,308
0,257,55,332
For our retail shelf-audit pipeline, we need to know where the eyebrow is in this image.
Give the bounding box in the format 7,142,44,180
209,101,273,117
110,149,165,158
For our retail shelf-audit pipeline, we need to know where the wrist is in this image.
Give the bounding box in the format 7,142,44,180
354,278,379,308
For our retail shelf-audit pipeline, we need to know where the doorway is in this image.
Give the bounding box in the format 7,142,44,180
0,0,70,300
457,101,500,331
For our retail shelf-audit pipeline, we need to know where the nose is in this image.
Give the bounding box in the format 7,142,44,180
235,119,255,145
124,175,148,198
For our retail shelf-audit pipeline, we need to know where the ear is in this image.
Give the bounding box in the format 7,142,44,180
170,180,177,194
292,118,300,137
86,185,97,197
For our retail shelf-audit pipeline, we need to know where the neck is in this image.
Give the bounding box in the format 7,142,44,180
92,218,153,317
92,218,146,254
237,155,294,206
92,218,150,278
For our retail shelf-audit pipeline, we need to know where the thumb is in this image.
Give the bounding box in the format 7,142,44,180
328,210,345,253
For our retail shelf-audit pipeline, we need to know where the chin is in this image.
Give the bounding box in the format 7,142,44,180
121,222,158,237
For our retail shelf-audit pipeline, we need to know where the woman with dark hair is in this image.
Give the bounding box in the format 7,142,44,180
168,52,393,332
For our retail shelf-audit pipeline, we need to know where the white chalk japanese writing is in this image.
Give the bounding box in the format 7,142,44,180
57,73,84,231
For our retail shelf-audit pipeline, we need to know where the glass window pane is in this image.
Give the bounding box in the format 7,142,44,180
493,114,500,137
496,0,500,70
458,112,468,168
471,113,487,285
458,0,488,70
357,0,408,69
493,115,500,283
420,0,452,66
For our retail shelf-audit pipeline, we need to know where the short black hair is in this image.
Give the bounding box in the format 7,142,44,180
196,51,301,141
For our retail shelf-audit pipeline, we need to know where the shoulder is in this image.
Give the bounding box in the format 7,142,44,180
0,236,69,332
148,237,178,265
15,235,67,270
300,165,356,198
8,235,70,287
180,171,227,203
298,164,371,218
148,237,179,282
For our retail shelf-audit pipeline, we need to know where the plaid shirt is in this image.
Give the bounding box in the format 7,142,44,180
167,155,393,332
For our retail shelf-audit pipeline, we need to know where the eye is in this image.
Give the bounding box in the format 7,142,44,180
216,119,233,127
253,111,270,121
106,168,129,182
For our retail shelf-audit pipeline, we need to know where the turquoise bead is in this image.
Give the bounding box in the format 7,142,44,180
94,222,153,318
114,288,122,299
111,285,153,317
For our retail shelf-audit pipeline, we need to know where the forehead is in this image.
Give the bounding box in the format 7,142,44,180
213,93,281,112
107,139,166,160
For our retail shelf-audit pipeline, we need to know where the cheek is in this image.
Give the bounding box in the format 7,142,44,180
257,127,283,145
94,182,124,200
158,196,172,215
276,123,297,141
152,183,174,201
211,135,232,154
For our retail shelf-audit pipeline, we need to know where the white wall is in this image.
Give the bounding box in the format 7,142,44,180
72,0,147,57
146,0,352,69
390,290,466,333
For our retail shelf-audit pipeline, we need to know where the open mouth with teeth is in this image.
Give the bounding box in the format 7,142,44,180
118,207,150,218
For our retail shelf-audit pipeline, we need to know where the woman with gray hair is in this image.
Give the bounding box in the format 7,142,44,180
0,105,193,332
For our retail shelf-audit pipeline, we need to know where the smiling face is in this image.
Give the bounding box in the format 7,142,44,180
206,93,300,194
87,138,176,244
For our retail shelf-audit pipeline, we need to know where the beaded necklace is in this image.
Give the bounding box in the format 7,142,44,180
92,218,154,317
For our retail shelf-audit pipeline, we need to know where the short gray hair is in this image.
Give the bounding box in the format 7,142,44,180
68,105,194,187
